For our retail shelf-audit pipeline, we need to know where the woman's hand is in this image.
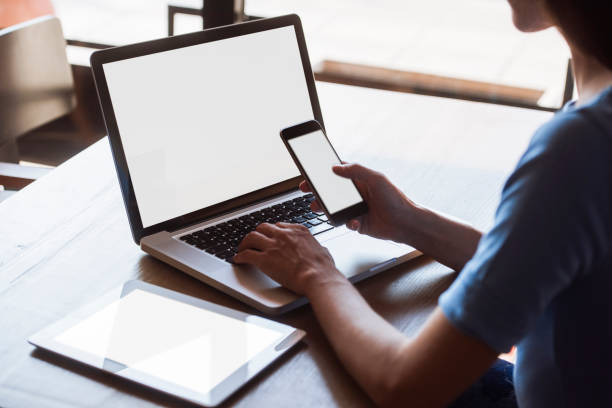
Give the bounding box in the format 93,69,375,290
301,163,417,244
234,222,346,295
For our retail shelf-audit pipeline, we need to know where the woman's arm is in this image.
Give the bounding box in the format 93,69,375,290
401,204,483,272
307,279,497,407
235,223,497,407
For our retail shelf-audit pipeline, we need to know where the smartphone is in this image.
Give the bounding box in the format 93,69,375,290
280,120,368,226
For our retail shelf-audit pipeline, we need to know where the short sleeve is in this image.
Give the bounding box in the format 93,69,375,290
439,112,612,352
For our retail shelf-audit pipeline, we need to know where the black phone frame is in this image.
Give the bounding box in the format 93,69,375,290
280,120,368,227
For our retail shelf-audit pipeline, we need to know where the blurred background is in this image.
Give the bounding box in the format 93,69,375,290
54,0,571,106
0,0,570,200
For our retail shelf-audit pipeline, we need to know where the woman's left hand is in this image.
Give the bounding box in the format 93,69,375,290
234,222,345,295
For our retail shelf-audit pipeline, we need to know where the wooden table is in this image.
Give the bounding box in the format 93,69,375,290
0,82,551,407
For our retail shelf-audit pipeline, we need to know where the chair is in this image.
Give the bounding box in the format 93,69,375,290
167,0,252,36
0,15,75,200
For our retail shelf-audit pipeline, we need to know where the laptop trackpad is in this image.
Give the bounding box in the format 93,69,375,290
319,227,409,279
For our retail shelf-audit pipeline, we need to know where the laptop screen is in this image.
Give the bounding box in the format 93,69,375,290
103,26,313,228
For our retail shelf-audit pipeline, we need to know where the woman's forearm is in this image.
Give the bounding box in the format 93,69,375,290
303,272,498,407
401,204,482,272
304,275,409,405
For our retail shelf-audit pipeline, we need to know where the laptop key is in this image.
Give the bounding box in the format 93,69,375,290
196,242,212,250
217,250,234,259
243,226,256,234
227,238,241,247
309,223,333,236
301,221,313,228
206,243,230,254
196,234,216,243
309,218,323,226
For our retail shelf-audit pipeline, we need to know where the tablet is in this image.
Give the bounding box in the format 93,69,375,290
29,281,305,407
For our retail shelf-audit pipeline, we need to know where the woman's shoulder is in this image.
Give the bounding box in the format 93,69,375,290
528,87,612,161
506,87,612,201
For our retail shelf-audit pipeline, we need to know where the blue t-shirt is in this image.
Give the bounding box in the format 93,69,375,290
439,86,612,407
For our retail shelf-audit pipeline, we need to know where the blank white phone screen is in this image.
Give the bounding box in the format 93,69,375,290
54,289,284,394
288,130,363,214
102,26,313,228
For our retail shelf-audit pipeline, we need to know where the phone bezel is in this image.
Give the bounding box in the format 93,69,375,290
280,120,368,226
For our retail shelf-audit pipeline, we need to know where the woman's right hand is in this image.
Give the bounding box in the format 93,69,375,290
300,163,418,244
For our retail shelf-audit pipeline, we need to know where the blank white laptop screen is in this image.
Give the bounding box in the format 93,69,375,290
103,26,313,228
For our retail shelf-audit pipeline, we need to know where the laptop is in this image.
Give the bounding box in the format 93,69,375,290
91,14,419,314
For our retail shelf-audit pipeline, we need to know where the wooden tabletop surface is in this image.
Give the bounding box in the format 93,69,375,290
0,82,551,407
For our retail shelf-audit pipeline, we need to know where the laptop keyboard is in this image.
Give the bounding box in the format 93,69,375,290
178,194,334,263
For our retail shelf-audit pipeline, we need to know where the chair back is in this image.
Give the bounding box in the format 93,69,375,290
0,15,75,145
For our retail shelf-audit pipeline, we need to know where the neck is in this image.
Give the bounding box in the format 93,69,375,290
569,45,612,106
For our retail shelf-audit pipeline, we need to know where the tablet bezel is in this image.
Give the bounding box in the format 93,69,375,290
90,14,324,244
28,280,305,407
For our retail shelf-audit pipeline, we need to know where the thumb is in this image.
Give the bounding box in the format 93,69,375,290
332,163,374,181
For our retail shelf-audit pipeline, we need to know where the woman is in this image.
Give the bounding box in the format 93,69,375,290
235,0,612,406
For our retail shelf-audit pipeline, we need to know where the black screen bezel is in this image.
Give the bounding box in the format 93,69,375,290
90,14,324,243
280,120,368,226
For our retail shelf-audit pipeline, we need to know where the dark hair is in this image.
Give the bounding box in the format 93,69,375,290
544,0,612,69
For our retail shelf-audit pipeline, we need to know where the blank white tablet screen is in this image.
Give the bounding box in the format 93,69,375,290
54,289,284,394
102,26,313,228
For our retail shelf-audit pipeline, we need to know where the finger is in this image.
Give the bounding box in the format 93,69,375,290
299,180,313,192
310,200,323,213
332,163,378,181
276,222,308,232
238,231,274,252
255,222,283,237
233,249,265,266
346,219,361,231
276,222,297,229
